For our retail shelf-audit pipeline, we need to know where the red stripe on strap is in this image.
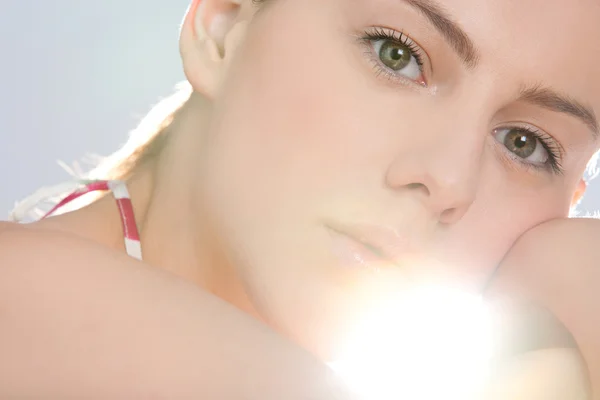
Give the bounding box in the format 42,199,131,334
42,181,110,219
40,180,142,260
115,197,140,241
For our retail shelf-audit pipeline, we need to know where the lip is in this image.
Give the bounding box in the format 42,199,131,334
326,221,416,269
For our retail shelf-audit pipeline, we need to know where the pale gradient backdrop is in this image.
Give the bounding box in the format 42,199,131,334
1,1,598,217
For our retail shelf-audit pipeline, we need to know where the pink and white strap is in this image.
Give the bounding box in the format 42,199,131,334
41,180,143,260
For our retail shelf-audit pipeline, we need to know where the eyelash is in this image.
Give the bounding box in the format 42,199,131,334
356,27,564,175
358,27,427,86
497,126,564,175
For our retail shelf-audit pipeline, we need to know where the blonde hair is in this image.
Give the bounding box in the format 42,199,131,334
91,81,192,181
10,0,273,222
9,0,597,220
10,79,599,220
9,81,193,221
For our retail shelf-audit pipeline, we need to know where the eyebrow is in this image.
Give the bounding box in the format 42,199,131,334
401,0,598,140
402,0,479,68
519,85,599,140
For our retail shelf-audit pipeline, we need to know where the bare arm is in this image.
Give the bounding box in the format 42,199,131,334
0,226,354,399
486,218,600,398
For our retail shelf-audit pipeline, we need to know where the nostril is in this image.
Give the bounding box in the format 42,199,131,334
406,182,430,196
439,207,459,224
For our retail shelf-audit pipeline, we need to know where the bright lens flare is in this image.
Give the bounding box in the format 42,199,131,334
329,286,494,400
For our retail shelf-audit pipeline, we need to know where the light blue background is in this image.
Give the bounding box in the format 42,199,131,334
1,1,598,217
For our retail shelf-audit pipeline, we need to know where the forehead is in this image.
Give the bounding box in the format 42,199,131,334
339,0,600,117
465,0,600,118
445,0,600,62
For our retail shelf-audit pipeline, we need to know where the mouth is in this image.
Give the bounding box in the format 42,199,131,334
325,221,415,270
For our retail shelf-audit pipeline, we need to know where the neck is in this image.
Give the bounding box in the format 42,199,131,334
41,93,263,320
135,94,262,319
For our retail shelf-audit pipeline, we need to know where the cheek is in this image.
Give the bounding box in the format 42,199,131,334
431,167,568,289
216,0,446,190
206,14,377,219
196,6,368,287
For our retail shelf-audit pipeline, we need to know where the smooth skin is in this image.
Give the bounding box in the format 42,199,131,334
2,0,600,397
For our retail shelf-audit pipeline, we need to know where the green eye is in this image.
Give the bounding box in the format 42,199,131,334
503,129,539,159
493,127,564,174
493,127,560,171
364,28,426,84
379,40,413,71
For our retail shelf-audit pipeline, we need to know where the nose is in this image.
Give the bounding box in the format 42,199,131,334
385,124,484,224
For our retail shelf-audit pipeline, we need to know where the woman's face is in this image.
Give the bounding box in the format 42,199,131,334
195,0,600,357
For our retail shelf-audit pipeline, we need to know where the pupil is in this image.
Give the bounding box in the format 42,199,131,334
379,41,411,70
391,48,403,60
503,129,538,160
515,135,528,148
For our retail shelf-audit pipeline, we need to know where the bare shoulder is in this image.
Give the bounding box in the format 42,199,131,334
0,222,354,399
509,217,600,255
490,217,600,300
0,220,114,265
0,221,153,293
495,217,600,287
494,221,600,394
492,217,600,322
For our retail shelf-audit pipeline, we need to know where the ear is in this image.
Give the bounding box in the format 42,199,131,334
179,0,251,98
571,178,587,207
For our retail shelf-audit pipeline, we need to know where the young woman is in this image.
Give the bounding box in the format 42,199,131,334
1,0,599,397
